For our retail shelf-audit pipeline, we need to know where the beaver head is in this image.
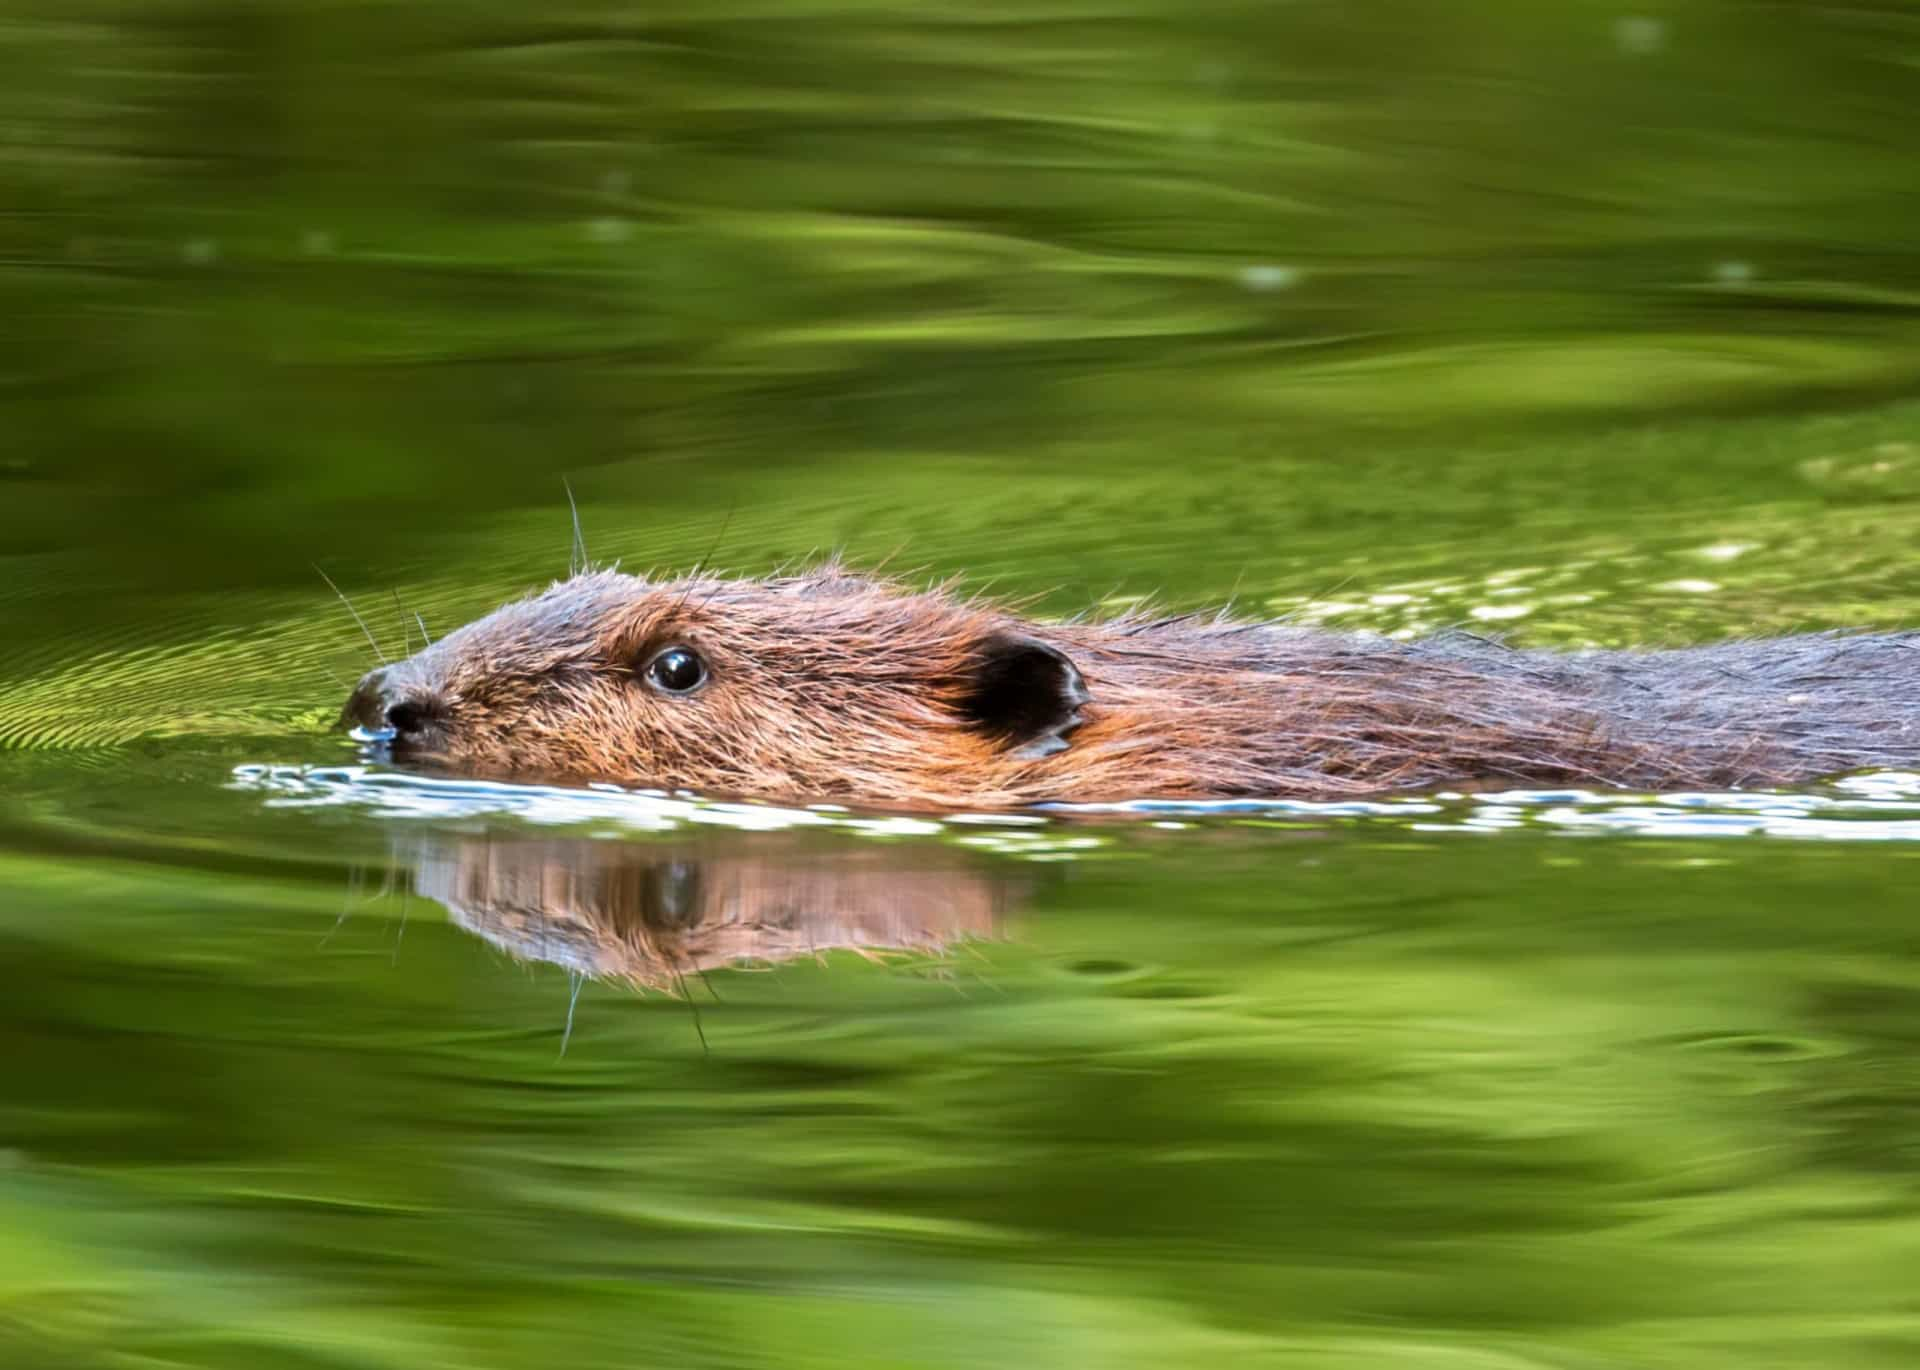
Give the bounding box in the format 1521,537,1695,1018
340,567,1091,803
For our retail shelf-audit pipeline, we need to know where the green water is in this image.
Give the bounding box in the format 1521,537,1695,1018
10,3,1920,1366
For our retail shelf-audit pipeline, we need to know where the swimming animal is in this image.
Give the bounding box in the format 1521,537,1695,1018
340,566,1920,806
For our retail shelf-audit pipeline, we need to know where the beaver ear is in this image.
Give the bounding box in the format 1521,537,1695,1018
959,634,1091,758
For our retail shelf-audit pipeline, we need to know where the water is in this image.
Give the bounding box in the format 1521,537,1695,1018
9,3,1920,1366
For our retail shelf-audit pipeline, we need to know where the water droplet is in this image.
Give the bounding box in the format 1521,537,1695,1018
181,238,218,266
585,217,632,244
1696,541,1756,561
1712,259,1755,285
1657,579,1721,593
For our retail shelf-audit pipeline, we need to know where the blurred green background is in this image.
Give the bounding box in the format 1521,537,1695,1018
13,0,1920,745
8,2,1920,1367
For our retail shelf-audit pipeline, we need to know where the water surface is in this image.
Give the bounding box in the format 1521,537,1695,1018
8,4,1920,1367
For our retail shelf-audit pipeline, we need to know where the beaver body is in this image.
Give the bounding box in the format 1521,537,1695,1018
340,567,1920,806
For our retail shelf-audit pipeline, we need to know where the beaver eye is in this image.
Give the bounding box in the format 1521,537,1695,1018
643,646,707,695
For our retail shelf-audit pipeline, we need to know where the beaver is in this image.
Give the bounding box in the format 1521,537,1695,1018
338,564,1920,807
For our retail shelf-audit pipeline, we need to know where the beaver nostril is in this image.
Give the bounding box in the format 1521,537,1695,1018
384,699,430,735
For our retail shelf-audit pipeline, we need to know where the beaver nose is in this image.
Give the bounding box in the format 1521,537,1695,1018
341,667,391,733
340,667,440,740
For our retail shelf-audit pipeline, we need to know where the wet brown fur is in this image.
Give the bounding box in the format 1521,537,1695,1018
344,565,1920,806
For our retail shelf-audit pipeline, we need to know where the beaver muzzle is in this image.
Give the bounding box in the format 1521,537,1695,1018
340,664,446,757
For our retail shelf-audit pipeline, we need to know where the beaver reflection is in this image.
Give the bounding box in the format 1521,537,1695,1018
407,833,1024,990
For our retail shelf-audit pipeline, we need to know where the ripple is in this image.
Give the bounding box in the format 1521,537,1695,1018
1051,772,1920,842
228,765,1115,859
232,765,1920,844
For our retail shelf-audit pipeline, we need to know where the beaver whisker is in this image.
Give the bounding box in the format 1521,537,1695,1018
563,476,589,578
312,562,389,665
390,588,415,656
683,501,736,588
1296,568,1364,616
382,586,433,652
670,504,738,616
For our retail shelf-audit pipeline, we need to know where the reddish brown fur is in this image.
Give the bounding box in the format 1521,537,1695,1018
342,565,1920,806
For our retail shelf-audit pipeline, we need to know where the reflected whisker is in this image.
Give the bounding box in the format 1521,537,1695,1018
559,970,584,1058
322,864,364,947
394,885,410,966
671,959,710,1056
